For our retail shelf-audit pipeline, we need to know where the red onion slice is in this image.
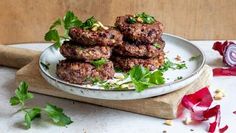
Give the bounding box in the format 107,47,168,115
213,41,236,67
223,43,236,67
213,67,236,76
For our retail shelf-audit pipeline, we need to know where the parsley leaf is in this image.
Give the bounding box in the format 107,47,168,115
63,11,82,30
44,104,73,126
11,81,33,106
10,96,20,106
153,43,161,49
24,107,41,129
149,71,165,84
44,29,61,48
50,18,62,30
127,17,137,24
45,29,60,42
45,11,82,48
91,58,107,68
129,66,165,92
81,16,97,30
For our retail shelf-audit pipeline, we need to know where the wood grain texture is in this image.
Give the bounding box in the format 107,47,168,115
0,0,236,44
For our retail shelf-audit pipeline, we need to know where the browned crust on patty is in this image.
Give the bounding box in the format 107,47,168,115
113,38,165,58
56,60,115,84
69,27,123,46
115,15,164,44
112,51,165,71
60,41,112,61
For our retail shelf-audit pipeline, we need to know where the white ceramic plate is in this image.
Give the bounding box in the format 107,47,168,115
39,33,205,100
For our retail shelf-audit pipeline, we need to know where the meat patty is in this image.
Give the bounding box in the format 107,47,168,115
115,15,164,44
56,60,115,84
60,41,112,61
112,52,165,71
113,38,165,58
69,27,123,46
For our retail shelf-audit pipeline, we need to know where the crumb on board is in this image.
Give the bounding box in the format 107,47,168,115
164,120,173,126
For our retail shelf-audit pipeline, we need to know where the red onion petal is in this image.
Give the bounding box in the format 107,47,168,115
219,125,229,133
181,88,228,133
181,87,213,112
213,41,228,56
213,67,236,76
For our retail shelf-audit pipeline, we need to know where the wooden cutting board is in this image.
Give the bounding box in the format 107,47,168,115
0,45,212,119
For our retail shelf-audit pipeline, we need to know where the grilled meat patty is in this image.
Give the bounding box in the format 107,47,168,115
112,51,165,71
115,15,164,44
69,27,123,46
56,60,115,84
60,41,112,61
113,38,165,58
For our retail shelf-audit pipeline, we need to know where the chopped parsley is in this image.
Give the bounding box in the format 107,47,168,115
176,76,183,80
91,58,107,68
127,12,156,24
159,58,187,72
176,63,187,69
114,67,123,73
127,17,137,24
80,16,97,30
86,77,105,85
189,55,201,61
153,43,161,48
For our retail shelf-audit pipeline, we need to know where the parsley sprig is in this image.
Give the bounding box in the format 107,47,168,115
129,66,165,92
10,81,72,129
96,66,165,92
45,11,107,48
127,12,156,24
45,11,82,48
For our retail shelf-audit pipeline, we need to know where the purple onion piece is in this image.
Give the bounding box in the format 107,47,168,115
223,42,236,67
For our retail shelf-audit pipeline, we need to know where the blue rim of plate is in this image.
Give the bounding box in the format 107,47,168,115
39,33,206,92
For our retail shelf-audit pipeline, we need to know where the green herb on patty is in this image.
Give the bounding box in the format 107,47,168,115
127,12,156,24
91,58,108,68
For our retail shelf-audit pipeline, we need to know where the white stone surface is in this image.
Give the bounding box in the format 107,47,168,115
0,41,235,133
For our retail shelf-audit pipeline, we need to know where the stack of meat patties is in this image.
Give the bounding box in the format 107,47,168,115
113,15,165,71
56,26,123,84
